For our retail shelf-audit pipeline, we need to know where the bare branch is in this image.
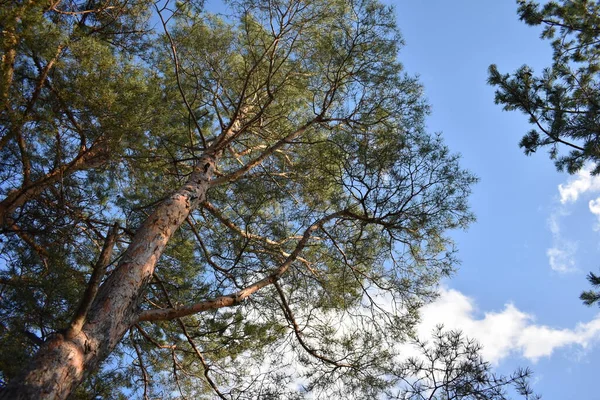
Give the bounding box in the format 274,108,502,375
134,324,176,350
151,268,227,399
178,321,227,400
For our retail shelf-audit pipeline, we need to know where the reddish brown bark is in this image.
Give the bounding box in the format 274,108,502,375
0,154,216,400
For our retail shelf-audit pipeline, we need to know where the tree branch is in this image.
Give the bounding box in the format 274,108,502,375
130,328,151,400
66,223,119,339
5,222,49,270
203,201,305,247
274,280,352,368
155,3,206,149
134,324,175,349
210,116,323,185
0,43,65,151
150,268,227,399
178,320,227,400
0,138,109,227
137,211,344,322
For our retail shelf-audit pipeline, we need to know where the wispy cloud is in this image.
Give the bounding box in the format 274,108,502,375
546,211,578,273
546,243,577,273
418,288,600,364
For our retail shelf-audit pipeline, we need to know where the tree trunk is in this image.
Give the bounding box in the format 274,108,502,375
0,155,217,400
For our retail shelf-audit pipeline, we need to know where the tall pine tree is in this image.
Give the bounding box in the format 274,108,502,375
1,1,534,398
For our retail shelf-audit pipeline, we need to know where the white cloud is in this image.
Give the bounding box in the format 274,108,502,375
418,288,600,364
590,198,600,216
558,165,600,204
546,244,577,273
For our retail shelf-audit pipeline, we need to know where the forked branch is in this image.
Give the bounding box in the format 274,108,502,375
137,211,345,322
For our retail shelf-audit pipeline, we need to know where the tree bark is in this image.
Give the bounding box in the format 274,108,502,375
0,154,217,400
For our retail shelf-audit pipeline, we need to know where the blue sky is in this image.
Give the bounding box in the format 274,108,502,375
393,1,600,398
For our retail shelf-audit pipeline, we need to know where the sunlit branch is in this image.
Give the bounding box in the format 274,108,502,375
49,4,118,16
211,116,323,185
137,211,345,322
202,201,304,248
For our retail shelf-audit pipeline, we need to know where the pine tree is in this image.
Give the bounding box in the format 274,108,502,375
0,1,533,398
489,0,600,174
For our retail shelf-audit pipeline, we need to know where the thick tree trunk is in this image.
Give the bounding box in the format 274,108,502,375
0,154,217,400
